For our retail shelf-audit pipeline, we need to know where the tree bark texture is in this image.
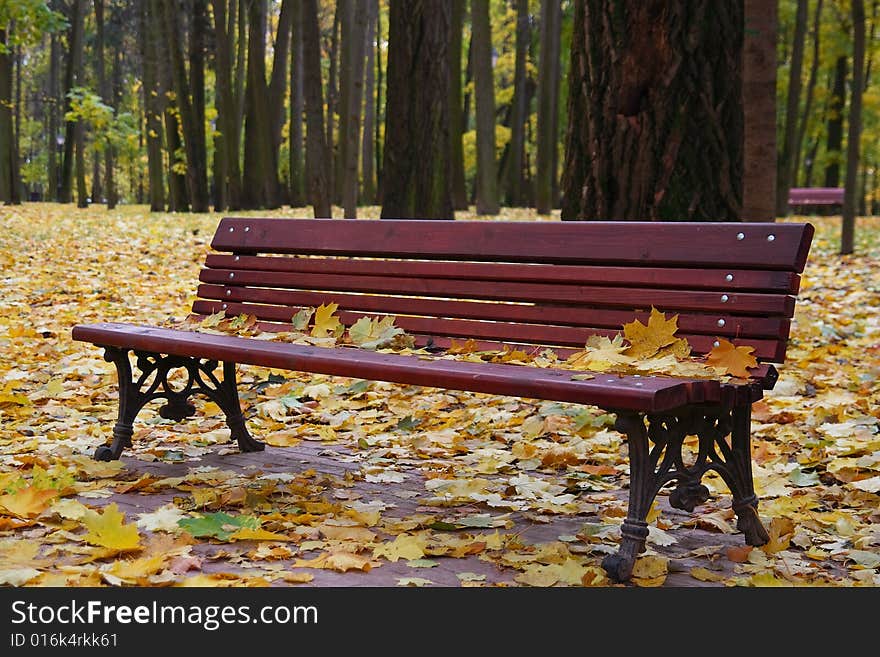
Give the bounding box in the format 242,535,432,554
380,0,452,219
504,0,530,207
289,0,305,206
142,0,166,211
536,0,561,214
774,0,802,218
0,29,13,203
824,55,847,188
794,0,823,184
360,0,377,205
448,0,467,210
742,0,778,221
60,0,85,204
471,0,499,215
561,0,744,221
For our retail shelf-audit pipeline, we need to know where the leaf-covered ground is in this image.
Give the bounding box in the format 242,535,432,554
0,204,877,587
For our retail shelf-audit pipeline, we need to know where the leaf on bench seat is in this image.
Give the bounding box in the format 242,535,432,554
706,338,759,377
623,307,691,359
311,303,344,339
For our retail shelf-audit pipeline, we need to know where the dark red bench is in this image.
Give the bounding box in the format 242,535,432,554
71,218,814,581
788,187,844,206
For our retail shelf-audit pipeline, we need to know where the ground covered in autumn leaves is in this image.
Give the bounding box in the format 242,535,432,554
1,204,878,588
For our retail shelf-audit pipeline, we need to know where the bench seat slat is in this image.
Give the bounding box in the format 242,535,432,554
71,322,725,412
211,218,814,271
192,291,789,341
198,269,796,317
204,255,802,294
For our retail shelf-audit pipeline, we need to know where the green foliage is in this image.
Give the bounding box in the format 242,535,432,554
0,0,66,50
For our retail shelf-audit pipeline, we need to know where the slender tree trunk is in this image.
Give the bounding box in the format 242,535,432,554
190,0,209,209
341,0,367,218
448,0,467,210
47,33,59,201
824,55,847,188
212,0,243,210
471,0,499,215
12,45,21,203
241,0,280,209
842,0,865,255
503,0,530,207
74,119,87,207
302,0,331,217
142,0,166,210
0,29,12,203
360,0,377,206
773,0,802,219
561,1,743,221
268,0,293,153
380,0,452,219
741,0,779,221
327,5,340,204
375,3,383,199
794,0,823,185
95,0,116,207
161,0,210,211
536,0,561,214
60,0,85,204
289,0,305,206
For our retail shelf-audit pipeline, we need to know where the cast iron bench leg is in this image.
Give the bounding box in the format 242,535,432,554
601,404,769,582
93,347,263,461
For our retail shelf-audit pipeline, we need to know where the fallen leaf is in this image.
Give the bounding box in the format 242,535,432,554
706,338,759,377
81,503,142,551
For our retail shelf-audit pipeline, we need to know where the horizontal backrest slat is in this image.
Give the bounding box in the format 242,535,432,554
203,254,802,293
199,269,796,317
196,285,790,340
191,302,787,362
211,218,814,271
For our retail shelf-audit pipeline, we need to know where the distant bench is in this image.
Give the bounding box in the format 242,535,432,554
788,187,844,207
71,218,814,582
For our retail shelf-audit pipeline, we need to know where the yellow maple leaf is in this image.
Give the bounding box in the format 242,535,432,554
623,308,683,359
706,338,759,377
81,503,142,552
371,533,427,562
102,555,167,585
311,303,343,338
567,334,634,371
0,486,59,519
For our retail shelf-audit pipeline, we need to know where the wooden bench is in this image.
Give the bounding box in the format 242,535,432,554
71,218,814,582
788,187,844,207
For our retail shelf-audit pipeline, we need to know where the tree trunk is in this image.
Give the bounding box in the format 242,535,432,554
742,0,779,221
161,0,210,212
842,0,865,255
773,0,802,219
375,3,383,199
241,0,280,209
189,0,209,209
561,1,743,221
341,0,367,218
289,0,305,207
0,30,13,203
74,118,87,207
326,5,340,204
824,55,847,188
47,33,59,201
60,0,85,204
268,0,293,154
211,0,243,210
380,0,452,219
536,0,561,214
793,0,823,185
448,0,467,210
141,0,166,211
503,0,530,207
360,0,377,206
94,0,117,208
471,0,499,215
302,0,331,217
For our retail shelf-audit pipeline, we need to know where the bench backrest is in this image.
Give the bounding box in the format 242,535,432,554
788,187,844,205
193,218,814,364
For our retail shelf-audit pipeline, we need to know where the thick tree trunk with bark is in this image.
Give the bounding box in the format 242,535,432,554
302,0,331,217
842,0,865,255
742,0,778,221
561,1,744,221
380,0,452,219
471,0,499,215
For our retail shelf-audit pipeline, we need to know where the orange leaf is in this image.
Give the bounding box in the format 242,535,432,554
706,338,758,377
623,307,681,359
0,486,59,519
